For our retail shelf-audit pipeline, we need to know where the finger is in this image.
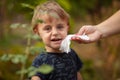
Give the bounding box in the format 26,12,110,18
77,26,86,35
71,38,83,44
71,36,80,40
71,36,91,44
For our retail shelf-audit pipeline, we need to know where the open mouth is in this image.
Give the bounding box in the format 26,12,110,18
51,38,62,41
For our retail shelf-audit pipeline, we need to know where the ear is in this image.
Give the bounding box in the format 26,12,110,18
33,24,39,34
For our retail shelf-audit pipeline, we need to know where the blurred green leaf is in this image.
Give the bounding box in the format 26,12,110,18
21,24,28,28
14,54,27,64
28,70,36,77
0,54,9,61
10,23,21,29
8,54,14,59
27,66,36,72
31,34,40,40
27,64,53,77
17,69,28,74
20,55,27,64
0,54,27,64
21,3,34,10
11,56,20,64
37,64,53,74
27,66,37,77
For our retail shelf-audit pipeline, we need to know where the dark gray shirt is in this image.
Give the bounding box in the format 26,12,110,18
32,49,83,80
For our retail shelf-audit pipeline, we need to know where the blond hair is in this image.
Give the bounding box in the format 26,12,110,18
31,1,70,30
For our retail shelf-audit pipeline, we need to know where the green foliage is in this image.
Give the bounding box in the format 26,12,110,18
1,0,118,80
36,64,53,74
0,23,53,80
1,0,114,21
10,23,29,29
17,64,53,77
21,3,34,10
28,64,53,77
57,0,71,12
10,23,40,40
0,54,27,64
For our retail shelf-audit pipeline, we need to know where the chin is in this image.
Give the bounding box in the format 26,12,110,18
53,46,60,50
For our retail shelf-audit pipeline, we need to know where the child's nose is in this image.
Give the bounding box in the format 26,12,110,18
52,29,59,35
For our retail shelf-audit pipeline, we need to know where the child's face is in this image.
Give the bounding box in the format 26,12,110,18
37,13,69,52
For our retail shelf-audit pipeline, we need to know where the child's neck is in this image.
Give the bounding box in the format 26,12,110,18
45,47,62,53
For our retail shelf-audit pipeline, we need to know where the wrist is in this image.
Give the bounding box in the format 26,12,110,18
94,25,104,39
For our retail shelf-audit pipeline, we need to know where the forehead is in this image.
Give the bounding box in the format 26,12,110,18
37,12,67,24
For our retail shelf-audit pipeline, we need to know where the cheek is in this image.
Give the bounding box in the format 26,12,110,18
39,33,45,40
61,30,68,38
63,28,69,38
64,27,69,34
66,25,69,32
39,35,47,44
63,25,69,34
39,33,49,42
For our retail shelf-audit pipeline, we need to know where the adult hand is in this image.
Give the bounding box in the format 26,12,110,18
71,25,102,43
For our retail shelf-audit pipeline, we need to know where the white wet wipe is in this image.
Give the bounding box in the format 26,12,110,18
59,34,89,53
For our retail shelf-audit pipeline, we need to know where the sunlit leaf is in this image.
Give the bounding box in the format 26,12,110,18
27,66,37,77
28,64,53,77
28,70,36,77
32,34,40,40
17,69,28,74
11,56,20,64
27,66,36,72
37,64,53,74
20,55,27,64
21,3,34,10
8,54,14,59
10,23,20,29
21,24,28,28
0,54,9,61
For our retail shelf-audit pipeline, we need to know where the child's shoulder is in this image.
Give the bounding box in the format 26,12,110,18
32,52,49,67
69,49,77,56
32,52,57,67
34,52,48,61
69,48,81,60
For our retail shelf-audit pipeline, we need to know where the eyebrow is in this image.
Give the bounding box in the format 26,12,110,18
44,24,51,27
57,23,63,26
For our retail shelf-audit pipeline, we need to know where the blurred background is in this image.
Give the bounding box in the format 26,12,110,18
0,0,120,80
